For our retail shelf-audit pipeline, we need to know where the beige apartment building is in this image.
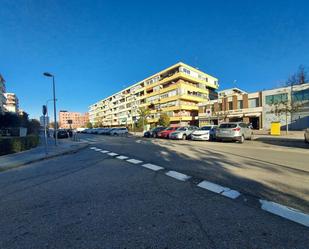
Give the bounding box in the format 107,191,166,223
0,74,6,114
89,62,219,127
59,111,89,129
4,93,19,113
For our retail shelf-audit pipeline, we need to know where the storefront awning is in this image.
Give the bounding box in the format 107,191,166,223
245,112,261,117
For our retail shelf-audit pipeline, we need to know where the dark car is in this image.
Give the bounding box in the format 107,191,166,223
54,129,69,139
144,126,166,138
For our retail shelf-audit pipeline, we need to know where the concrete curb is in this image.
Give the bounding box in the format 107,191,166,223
0,143,88,172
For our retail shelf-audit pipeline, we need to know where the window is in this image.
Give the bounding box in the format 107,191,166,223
265,93,288,105
228,102,233,110
248,98,259,108
292,89,309,102
237,100,243,109
183,68,191,75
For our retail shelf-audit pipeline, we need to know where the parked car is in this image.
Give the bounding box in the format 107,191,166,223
106,128,117,135
169,126,199,140
54,129,69,139
110,127,128,136
305,128,309,143
216,122,252,143
144,126,166,138
157,127,179,138
191,125,217,141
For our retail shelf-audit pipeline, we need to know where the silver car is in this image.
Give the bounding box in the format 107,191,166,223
216,122,252,143
169,126,199,140
305,128,309,143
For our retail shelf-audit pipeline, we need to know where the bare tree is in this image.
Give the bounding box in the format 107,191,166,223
286,65,308,86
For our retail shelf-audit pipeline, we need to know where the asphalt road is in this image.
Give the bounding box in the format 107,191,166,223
0,134,308,248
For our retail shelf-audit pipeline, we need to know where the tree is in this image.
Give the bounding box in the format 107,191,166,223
49,122,59,129
158,113,170,127
286,65,308,86
27,119,41,134
0,112,20,128
137,107,150,130
86,122,93,128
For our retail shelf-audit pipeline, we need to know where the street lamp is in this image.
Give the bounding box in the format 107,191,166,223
43,72,58,146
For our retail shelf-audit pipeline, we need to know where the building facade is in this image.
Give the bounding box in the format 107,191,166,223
4,93,19,113
198,83,309,130
198,88,263,129
262,83,309,130
89,62,219,127
59,111,89,129
0,74,6,114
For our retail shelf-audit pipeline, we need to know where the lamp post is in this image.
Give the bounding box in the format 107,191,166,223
43,72,58,146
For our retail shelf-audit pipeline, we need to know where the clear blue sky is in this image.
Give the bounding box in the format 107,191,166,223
1,0,309,120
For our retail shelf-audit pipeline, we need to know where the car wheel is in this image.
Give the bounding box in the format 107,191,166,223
239,135,245,143
153,133,157,138
182,134,187,140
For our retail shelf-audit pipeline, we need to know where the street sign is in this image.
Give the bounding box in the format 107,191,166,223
42,105,47,116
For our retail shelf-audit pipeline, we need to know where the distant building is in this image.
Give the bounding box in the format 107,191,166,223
4,93,19,113
0,74,6,114
40,115,50,127
59,110,89,129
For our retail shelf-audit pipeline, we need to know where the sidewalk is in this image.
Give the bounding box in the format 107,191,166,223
0,137,88,172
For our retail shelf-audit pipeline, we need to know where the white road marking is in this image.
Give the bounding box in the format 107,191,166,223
126,159,143,164
117,155,129,160
165,171,191,181
94,148,102,151
108,152,118,156
221,189,241,199
89,147,97,149
100,150,109,153
197,180,241,199
197,180,229,194
142,163,164,171
260,199,309,227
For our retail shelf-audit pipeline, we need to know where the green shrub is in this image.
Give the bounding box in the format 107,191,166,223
0,135,40,156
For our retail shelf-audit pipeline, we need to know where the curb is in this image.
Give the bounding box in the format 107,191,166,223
0,143,88,172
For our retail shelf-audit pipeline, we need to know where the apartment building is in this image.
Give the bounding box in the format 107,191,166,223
4,93,19,113
0,74,6,114
198,88,263,129
59,110,89,129
89,62,219,127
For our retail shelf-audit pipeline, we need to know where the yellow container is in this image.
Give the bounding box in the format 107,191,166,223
270,122,281,136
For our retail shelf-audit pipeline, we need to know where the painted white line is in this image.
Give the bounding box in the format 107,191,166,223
221,189,241,199
89,147,97,149
197,180,229,194
108,152,118,156
165,171,191,181
260,199,309,227
116,155,129,160
100,150,109,153
94,148,102,151
142,163,164,171
126,159,143,164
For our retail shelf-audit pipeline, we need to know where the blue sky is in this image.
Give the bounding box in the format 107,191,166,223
1,0,309,120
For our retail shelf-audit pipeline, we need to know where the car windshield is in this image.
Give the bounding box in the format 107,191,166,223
219,123,237,128
165,127,174,130
177,127,186,131
200,126,212,130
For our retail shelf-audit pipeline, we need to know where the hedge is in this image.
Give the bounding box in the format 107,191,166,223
0,135,40,156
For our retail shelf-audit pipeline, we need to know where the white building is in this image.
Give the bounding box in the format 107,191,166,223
262,83,309,130
4,93,19,113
